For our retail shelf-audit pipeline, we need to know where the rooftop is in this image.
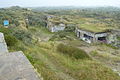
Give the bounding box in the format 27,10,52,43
77,23,113,33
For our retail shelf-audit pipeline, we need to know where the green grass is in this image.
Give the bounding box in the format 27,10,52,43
69,17,114,32
25,42,120,80
6,26,120,80
57,43,90,59
2,7,120,80
78,23,112,33
117,36,120,41
49,31,76,41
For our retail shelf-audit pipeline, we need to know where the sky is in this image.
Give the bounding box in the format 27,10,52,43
0,0,120,8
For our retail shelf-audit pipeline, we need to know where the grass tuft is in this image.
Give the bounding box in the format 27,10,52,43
57,43,90,59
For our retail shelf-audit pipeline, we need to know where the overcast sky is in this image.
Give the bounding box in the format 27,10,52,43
0,0,120,7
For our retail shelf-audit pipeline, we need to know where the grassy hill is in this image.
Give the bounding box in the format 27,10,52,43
0,6,120,80
1,26,119,80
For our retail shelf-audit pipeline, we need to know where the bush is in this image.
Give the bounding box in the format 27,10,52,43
0,27,12,35
57,44,90,59
65,25,75,32
59,32,66,38
5,35,18,46
13,30,32,45
13,30,31,40
117,36,120,41
49,32,71,41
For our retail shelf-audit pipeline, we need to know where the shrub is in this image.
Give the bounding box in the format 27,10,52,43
59,32,66,38
57,44,90,59
0,27,12,35
13,30,32,45
49,32,72,41
117,36,120,41
5,35,18,47
65,25,75,32
13,30,31,40
90,51,98,57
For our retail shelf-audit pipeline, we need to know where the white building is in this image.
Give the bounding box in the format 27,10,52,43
47,22,65,32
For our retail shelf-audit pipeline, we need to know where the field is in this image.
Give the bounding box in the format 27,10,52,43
1,6,120,80
25,41,120,80
4,26,119,80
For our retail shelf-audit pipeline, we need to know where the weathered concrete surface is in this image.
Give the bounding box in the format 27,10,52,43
0,33,8,54
0,51,40,80
0,32,41,80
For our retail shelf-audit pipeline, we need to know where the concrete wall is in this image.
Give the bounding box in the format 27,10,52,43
77,29,95,37
76,29,95,43
50,26,65,32
95,33,108,38
0,32,8,54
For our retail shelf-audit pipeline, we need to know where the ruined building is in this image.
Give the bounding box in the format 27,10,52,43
46,15,66,32
76,27,119,44
47,21,65,32
76,28,109,43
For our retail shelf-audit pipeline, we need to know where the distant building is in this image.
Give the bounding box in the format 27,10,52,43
3,20,9,28
76,27,120,44
76,28,110,43
46,15,66,32
47,15,55,20
27,8,32,11
47,22,65,32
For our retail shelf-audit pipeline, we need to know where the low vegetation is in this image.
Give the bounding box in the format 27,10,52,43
5,35,18,47
0,6,120,80
25,42,120,80
57,43,90,59
117,36,120,41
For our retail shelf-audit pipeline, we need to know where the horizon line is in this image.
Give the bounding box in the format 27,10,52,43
0,5,120,8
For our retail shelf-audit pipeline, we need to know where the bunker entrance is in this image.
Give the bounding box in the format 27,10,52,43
98,37,107,42
84,34,93,40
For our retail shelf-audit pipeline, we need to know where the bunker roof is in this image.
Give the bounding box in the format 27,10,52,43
77,23,113,33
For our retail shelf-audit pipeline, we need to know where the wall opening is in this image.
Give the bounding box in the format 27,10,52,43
84,34,93,39
83,34,93,43
98,37,107,42
78,32,80,37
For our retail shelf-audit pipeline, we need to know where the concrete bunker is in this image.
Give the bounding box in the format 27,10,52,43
76,28,109,43
47,21,65,32
46,15,66,32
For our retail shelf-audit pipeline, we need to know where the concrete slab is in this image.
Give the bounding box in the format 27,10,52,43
0,51,40,80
